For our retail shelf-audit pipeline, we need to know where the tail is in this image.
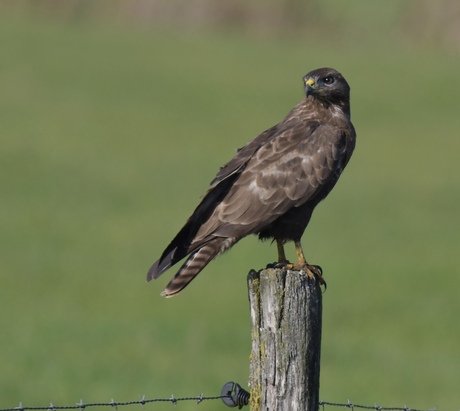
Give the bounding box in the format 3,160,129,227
160,237,237,297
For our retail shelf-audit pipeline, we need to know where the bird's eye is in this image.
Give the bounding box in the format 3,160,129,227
323,76,335,85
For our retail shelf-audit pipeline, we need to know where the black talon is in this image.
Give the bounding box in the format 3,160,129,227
307,264,327,291
308,264,323,276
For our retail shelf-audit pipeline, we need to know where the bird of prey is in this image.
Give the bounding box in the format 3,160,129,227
148,67,356,297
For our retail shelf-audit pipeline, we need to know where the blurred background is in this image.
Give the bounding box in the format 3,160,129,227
1,0,459,409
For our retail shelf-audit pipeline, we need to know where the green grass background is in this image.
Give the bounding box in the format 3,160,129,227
1,5,460,411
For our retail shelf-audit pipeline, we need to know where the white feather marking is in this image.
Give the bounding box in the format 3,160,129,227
330,105,345,118
247,180,259,193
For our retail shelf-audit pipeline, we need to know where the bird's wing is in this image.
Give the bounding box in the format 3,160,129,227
193,121,349,241
147,125,279,281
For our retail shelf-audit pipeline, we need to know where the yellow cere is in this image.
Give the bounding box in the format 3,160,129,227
305,78,315,86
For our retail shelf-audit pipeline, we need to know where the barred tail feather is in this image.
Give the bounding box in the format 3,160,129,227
161,237,237,298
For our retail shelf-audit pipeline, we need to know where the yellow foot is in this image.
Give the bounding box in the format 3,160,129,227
266,262,326,288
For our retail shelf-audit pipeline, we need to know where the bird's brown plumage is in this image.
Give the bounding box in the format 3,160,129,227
148,67,356,297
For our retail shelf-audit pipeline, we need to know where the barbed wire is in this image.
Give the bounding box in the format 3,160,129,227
0,394,227,411
0,398,441,411
0,382,441,411
319,400,438,411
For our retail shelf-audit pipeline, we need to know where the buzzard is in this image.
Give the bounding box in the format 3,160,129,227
148,67,356,297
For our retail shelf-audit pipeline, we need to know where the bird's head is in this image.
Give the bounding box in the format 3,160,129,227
303,67,351,115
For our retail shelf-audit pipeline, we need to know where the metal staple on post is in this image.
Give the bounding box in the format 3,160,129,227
221,381,250,409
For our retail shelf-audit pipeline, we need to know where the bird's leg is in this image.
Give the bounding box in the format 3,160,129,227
294,240,307,267
286,241,326,286
277,240,289,264
266,240,290,268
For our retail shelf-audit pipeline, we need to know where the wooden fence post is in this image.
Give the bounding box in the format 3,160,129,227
248,268,323,411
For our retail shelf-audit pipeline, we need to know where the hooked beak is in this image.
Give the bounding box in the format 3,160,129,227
304,77,316,97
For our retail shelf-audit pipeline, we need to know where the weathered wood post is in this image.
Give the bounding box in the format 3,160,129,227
248,268,323,411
